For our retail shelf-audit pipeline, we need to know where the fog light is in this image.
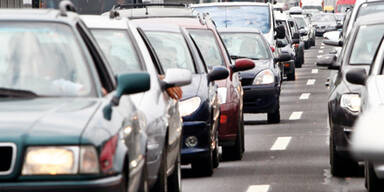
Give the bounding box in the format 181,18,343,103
185,136,198,148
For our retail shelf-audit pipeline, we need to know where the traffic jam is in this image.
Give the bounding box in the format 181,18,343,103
0,0,382,191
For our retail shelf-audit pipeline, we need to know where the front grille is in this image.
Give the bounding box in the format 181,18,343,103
241,78,254,86
0,143,16,175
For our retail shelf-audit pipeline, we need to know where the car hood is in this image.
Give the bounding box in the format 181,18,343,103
0,98,100,145
181,74,203,99
239,59,272,79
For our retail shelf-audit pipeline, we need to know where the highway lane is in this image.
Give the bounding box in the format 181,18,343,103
181,38,366,192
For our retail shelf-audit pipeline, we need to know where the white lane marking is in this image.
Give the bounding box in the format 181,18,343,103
320,46,325,49
319,50,324,53
312,69,319,74
246,185,270,192
271,137,292,151
289,111,303,120
300,93,311,100
307,79,316,85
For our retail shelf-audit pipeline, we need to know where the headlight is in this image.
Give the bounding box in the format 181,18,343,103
217,87,227,104
340,94,361,113
22,146,99,175
253,70,275,85
179,97,201,117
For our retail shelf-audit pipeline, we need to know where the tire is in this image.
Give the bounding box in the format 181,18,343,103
295,58,301,68
366,162,384,192
167,153,181,192
287,68,295,81
329,132,358,177
301,53,305,66
192,147,213,177
222,119,244,161
304,41,309,49
151,145,167,192
267,99,280,124
311,38,316,46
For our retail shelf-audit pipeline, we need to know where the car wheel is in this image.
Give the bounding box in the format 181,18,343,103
151,146,167,192
167,153,181,192
329,132,358,177
311,38,316,46
295,58,301,68
222,118,244,161
267,99,280,124
287,68,295,81
192,146,213,177
304,41,309,49
212,128,220,168
301,53,305,67
138,162,149,192
366,162,384,192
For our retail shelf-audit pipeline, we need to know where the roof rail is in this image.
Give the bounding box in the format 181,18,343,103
59,0,76,17
114,3,187,10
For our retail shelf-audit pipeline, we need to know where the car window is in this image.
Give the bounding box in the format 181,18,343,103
349,24,384,65
189,29,225,68
0,22,93,96
221,33,271,60
193,5,271,34
356,2,384,21
145,31,196,73
91,29,142,74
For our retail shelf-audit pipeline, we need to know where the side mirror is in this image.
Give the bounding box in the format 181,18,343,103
292,32,300,39
208,66,229,82
346,68,367,85
275,24,286,39
232,59,255,72
274,52,291,63
316,54,336,67
163,68,192,89
113,72,150,104
276,40,287,48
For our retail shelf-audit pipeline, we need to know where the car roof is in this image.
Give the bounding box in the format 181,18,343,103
81,15,129,29
130,18,184,33
217,27,261,34
191,2,269,7
274,11,290,20
131,17,210,30
355,12,384,26
0,9,79,24
114,7,196,19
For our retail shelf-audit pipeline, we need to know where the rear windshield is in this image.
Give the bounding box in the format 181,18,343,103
221,32,271,60
294,17,307,29
193,5,271,34
145,32,196,73
189,29,225,68
349,24,384,65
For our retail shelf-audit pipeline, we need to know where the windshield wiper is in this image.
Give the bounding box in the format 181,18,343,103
231,55,260,60
0,88,38,98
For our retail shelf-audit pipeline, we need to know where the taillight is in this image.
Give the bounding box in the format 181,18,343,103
220,115,228,124
270,46,275,53
295,44,299,49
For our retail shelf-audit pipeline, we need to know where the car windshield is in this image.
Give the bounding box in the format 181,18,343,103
0,22,92,97
36,0,129,14
189,29,225,68
91,29,142,74
145,32,196,73
356,2,384,20
193,5,271,34
311,14,336,23
294,17,307,29
349,24,384,65
221,33,271,60
302,5,322,11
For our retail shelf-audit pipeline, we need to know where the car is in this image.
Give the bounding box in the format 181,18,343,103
81,14,197,191
191,2,286,55
311,13,341,36
219,28,290,123
0,2,171,192
325,13,384,177
286,15,305,68
130,17,235,175
291,14,316,48
342,0,384,40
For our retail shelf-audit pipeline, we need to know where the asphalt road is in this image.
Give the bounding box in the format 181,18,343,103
181,38,366,192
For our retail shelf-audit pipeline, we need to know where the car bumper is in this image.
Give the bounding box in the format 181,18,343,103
242,85,280,113
283,60,295,74
181,121,210,164
0,174,123,192
218,102,240,146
